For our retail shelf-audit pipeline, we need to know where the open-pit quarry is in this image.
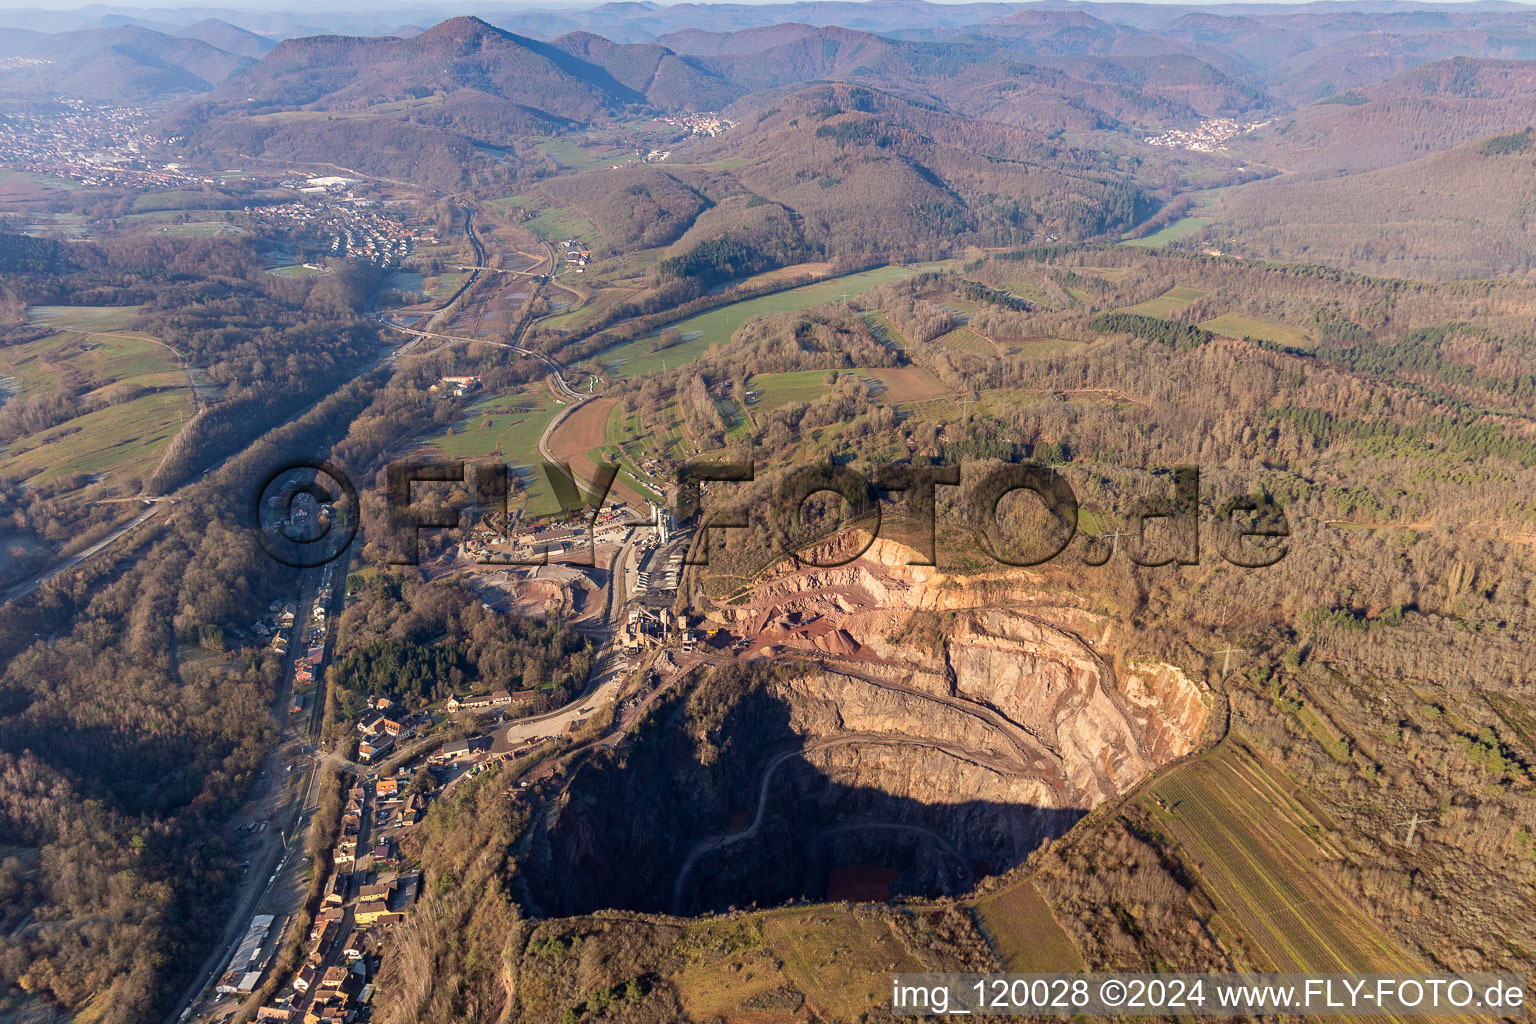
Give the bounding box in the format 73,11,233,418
517,534,1210,918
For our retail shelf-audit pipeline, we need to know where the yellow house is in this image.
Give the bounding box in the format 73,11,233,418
355,904,392,926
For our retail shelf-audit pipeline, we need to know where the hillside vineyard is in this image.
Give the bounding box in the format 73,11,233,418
1,2,1536,1023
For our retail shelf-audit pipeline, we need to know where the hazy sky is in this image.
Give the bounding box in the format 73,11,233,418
5,0,1528,9
0,0,1526,16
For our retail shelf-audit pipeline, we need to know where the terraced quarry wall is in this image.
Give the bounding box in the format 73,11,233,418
519,536,1210,918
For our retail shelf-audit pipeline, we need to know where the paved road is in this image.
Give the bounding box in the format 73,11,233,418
4,501,166,602
375,316,580,408
376,229,604,493
5,201,500,606
373,318,583,401
496,654,626,741
4,274,448,608
422,532,640,804
440,650,630,801
162,198,628,1016
164,557,346,1024
424,202,485,332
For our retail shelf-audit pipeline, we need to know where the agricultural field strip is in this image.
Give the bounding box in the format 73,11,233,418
973,879,1085,972
1206,752,1375,964
1122,216,1212,248
1159,750,1420,984
12,311,197,406
0,389,192,484
1160,768,1326,971
0,320,197,484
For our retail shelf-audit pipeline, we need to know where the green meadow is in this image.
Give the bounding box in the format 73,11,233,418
597,265,921,376
421,389,569,515
1119,286,1208,318
1121,216,1211,248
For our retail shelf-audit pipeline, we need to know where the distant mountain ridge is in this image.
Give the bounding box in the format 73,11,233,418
217,16,736,118
1209,123,1536,279
12,5,1529,250
175,18,276,60
653,19,1274,126
0,23,253,100
153,11,1287,190
1239,57,1536,174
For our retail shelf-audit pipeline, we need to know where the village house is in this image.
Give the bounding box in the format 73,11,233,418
396,872,421,908
311,917,339,949
333,839,356,869
432,375,482,397
395,792,425,827
358,734,393,762
303,987,355,1024
431,736,489,763
354,903,393,927
446,691,509,712
372,839,397,866
381,713,415,737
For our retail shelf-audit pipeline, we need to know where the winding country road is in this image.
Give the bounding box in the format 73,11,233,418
372,319,583,401
670,730,1049,913
371,316,594,492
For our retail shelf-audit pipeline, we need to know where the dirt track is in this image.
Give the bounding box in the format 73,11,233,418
545,397,650,506
548,396,615,459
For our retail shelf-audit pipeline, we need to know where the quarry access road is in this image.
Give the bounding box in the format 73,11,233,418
815,662,1069,780
670,730,1051,913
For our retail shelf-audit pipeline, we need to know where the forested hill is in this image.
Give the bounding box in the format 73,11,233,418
679,83,1159,255
161,16,744,188
1239,58,1536,175
198,16,736,119
0,24,253,100
1208,125,1536,281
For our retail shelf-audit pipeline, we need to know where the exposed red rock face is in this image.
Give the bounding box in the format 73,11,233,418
711,532,1211,816
529,532,1210,916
